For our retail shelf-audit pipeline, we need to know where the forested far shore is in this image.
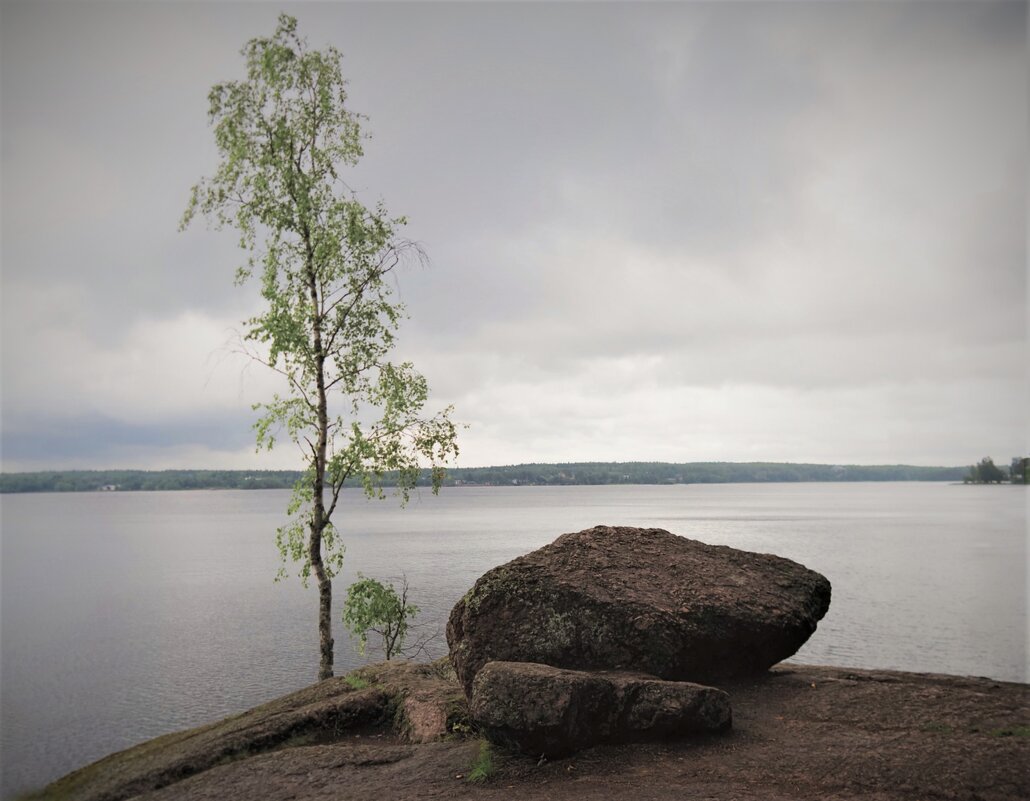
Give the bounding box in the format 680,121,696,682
0,462,975,493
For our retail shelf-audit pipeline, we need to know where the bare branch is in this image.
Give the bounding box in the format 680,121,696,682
232,336,318,412
325,465,351,520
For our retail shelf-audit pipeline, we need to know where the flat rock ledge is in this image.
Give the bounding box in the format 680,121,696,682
471,661,732,756
28,660,466,801
23,663,1029,801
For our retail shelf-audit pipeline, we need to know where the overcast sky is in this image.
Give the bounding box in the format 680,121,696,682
1,1,1026,471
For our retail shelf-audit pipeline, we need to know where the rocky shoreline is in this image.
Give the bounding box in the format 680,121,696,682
26,659,1029,801
27,527,1029,800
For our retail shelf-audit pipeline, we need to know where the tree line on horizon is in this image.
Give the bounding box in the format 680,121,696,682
963,456,1029,485
0,461,977,493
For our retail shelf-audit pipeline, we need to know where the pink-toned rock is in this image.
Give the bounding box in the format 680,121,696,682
448,526,831,696
402,693,449,743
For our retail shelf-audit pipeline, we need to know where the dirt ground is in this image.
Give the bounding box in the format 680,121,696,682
119,664,1028,801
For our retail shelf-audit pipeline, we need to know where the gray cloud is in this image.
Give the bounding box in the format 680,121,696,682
1,411,253,466
1,1,1025,470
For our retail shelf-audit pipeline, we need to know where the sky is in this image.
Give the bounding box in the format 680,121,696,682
1,1,1026,471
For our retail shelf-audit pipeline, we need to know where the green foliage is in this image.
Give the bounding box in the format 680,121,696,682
0,469,306,493
342,673,369,690
466,740,495,783
1009,457,1029,485
964,457,1007,485
179,14,457,676
444,460,969,486
448,719,475,738
342,575,420,660
0,461,974,493
181,13,458,579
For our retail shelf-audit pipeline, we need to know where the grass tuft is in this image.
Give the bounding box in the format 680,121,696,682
989,724,1030,738
466,739,494,783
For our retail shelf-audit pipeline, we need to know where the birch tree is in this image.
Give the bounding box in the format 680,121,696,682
182,14,458,680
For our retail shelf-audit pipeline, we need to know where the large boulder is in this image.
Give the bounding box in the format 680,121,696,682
471,661,730,756
447,525,831,696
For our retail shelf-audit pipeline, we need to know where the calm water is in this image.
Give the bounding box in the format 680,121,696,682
1,483,1026,798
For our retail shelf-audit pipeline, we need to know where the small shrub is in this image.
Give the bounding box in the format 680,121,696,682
343,673,369,691
342,575,421,660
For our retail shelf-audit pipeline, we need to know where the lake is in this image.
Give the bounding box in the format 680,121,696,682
0,482,1025,799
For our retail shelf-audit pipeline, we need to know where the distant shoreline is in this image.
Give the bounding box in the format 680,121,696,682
0,461,970,493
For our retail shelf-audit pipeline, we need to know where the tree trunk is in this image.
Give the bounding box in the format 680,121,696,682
312,539,334,680
305,227,332,680
309,347,333,679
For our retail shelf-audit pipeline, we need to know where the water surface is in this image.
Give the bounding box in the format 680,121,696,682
1,482,1025,798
